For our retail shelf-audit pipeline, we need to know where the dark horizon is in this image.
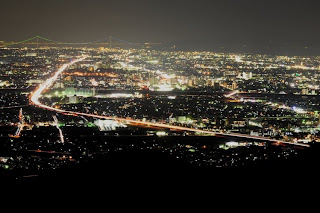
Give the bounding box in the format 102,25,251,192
1,0,320,55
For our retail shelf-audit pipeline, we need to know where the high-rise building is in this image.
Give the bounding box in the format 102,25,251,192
149,72,158,86
302,88,309,95
232,81,238,90
192,76,198,86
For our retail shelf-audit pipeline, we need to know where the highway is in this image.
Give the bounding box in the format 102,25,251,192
30,57,310,148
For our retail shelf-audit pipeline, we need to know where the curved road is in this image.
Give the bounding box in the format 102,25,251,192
30,56,310,148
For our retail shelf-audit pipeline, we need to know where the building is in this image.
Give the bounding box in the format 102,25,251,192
0,80,10,87
53,82,64,89
213,82,220,90
232,120,247,128
64,76,72,82
242,72,252,80
232,81,238,90
150,77,158,86
26,79,42,85
92,87,96,97
25,53,37,57
206,79,214,86
302,88,309,95
69,95,79,104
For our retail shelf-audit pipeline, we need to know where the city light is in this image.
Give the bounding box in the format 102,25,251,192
31,56,88,107
292,106,307,114
2,37,319,178
235,55,243,63
109,93,133,98
2,0,320,181
28,57,309,148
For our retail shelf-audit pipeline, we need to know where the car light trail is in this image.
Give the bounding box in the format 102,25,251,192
9,108,25,138
31,57,88,106
53,115,64,143
225,90,239,98
30,57,310,148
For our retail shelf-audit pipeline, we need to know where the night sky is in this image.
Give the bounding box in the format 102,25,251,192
1,0,320,54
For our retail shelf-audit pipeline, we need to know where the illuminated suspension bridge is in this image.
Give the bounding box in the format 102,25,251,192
0,35,143,48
